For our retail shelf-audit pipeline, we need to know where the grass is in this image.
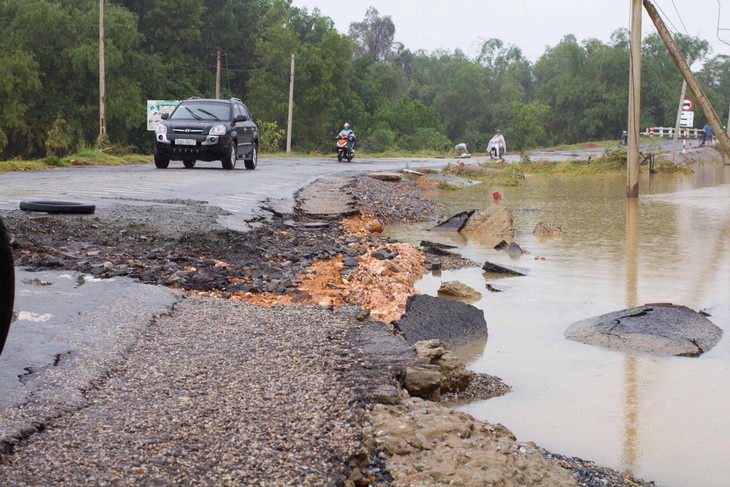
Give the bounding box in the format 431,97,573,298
0,147,149,173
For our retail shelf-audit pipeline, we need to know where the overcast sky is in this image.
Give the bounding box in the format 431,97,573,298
291,0,730,63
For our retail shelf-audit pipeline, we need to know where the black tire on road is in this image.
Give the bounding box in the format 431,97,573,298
154,151,170,169
244,143,257,170
0,217,14,356
337,152,343,162
222,142,236,170
19,201,96,214
183,159,196,169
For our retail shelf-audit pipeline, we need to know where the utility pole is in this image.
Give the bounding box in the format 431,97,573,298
627,0,642,198
644,0,730,158
670,54,691,162
286,54,295,153
98,0,107,143
215,48,221,99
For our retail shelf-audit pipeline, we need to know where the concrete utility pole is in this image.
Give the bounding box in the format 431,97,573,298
627,0,642,198
215,48,221,99
98,0,107,141
286,54,295,153
644,0,730,158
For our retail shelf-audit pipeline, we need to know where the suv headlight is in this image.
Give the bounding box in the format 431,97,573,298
209,124,226,136
155,124,167,135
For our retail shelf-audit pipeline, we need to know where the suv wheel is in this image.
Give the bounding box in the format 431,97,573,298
222,142,236,170
0,217,14,356
183,159,196,169
154,151,170,169
244,143,258,170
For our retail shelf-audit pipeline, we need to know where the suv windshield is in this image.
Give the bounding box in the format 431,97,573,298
170,102,230,121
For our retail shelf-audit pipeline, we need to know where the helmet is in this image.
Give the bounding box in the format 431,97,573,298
344,123,350,129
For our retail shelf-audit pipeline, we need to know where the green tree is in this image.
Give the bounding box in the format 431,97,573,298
348,7,395,62
0,51,42,158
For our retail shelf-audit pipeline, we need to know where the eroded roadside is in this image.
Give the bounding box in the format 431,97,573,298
0,173,656,486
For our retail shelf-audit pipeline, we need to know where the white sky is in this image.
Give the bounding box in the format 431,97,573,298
291,0,730,64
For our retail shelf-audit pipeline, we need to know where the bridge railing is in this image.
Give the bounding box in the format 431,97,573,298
641,127,703,138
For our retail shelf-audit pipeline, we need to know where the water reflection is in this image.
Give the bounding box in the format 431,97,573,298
623,199,639,476
387,162,730,487
622,356,639,475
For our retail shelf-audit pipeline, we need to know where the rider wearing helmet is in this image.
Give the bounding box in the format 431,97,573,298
337,122,356,153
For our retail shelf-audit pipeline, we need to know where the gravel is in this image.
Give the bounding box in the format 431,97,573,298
0,298,370,485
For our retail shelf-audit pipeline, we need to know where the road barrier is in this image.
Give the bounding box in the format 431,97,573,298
641,126,702,138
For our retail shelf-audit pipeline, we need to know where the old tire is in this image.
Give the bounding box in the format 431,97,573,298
0,217,14,356
19,201,96,214
222,142,236,170
183,159,196,169
244,143,257,170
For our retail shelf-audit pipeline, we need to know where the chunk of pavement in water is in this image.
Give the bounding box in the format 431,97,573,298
564,303,723,357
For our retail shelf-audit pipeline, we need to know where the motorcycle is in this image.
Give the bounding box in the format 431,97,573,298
487,137,505,160
336,134,355,162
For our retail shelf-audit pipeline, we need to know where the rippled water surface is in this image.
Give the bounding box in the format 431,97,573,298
386,163,730,487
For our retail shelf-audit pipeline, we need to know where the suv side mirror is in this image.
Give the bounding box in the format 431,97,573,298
233,114,247,123
161,113,169,120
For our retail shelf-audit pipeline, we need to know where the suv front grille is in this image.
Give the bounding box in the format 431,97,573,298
173,128,204,134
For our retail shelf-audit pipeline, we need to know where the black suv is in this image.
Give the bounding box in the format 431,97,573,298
154,97,258,170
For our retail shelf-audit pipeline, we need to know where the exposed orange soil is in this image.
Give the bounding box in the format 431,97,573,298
195,214,426,323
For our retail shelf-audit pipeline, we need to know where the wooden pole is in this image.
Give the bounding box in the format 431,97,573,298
670,54,691,162
644,0,730,158
286,54,295,153
99,0,106,142
215,48,221,99
627,0,642,198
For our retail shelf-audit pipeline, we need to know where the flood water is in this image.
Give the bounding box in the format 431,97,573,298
385,162,730,487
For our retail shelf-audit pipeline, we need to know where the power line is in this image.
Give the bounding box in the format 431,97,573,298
669,0,690,36
653,0,682,36
717,0,730,47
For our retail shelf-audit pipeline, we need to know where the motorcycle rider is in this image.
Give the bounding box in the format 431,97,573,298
337,122,356,156
488,129,506,161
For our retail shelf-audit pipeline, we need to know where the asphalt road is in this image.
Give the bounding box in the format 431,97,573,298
0,138,688,227
0,156,454,231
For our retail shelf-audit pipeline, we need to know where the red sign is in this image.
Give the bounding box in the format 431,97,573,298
682,98,694,111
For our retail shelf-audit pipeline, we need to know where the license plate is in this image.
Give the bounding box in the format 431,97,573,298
175,138,196,146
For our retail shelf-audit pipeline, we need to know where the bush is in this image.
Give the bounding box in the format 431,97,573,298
398,128,451,152
363,127,395,152
42,156,66,167
257,120,285,153
45,117,73,157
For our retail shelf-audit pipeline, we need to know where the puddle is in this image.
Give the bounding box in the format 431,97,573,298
386,163,730,486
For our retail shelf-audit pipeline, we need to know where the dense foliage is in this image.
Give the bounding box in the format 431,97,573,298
0,0,724,159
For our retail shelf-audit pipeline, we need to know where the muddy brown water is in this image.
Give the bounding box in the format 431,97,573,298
386,162,730,487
